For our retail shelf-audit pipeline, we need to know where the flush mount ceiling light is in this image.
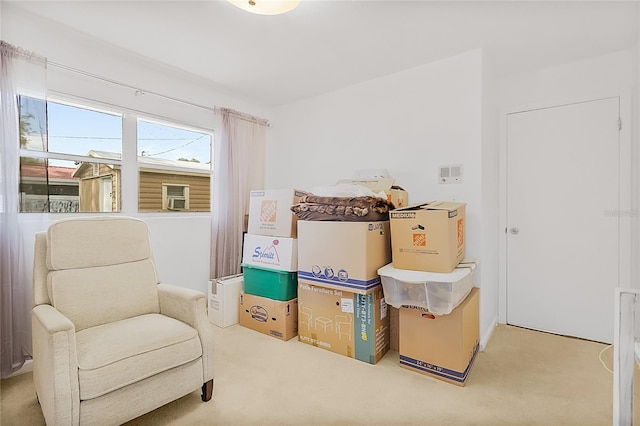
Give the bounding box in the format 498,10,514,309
227,0,300,15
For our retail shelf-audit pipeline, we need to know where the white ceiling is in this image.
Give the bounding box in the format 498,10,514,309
6,1,639,106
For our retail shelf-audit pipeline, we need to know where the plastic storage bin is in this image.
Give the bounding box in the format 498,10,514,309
241,264,298,301
377,260,477,315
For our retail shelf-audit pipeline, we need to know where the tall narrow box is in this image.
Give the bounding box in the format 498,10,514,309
248,189,307,238
389,201,466,273
398,288,479,386
208,274,244,328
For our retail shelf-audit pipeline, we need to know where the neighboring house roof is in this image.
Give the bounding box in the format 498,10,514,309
87,150,122,161
83,150,210,172
137,155,211,172
21,164,76,181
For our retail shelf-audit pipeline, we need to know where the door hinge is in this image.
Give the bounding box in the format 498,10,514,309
618,117,622,130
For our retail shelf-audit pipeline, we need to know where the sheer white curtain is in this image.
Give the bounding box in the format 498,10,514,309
210,108,267,279
0,41,47,378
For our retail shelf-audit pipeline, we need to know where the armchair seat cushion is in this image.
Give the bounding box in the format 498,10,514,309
76,313,202,400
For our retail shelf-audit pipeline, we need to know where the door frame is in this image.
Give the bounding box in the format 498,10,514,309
498,93,633,325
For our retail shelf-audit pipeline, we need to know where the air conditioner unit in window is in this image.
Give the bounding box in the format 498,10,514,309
167,198,186,210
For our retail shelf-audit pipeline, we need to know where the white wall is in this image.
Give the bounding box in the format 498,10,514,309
266,50,501,347
3,4,273,295
496,48,638,321
480,54,500,346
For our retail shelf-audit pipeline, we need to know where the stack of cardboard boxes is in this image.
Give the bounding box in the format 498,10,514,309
379,201,480,386
238,189,307,341
235,185,478,385
295,181,408,365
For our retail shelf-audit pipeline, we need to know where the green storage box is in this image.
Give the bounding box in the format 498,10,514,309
241,264,298,301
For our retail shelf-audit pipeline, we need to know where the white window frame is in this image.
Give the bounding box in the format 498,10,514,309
17,92,214,215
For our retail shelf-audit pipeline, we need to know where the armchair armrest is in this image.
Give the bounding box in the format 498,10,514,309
32,304,80,426
157,284,214,382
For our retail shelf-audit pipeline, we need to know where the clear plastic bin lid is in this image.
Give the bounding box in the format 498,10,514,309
377,259,478,283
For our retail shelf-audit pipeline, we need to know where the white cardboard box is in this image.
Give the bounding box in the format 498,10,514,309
208,274,244,328
247,189,307,238
241,234,298,272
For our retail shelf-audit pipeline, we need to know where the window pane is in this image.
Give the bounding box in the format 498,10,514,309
18,96,47,151
20,157,79,213
19,157,121,213
137,119,211,170
139,169,208,212
137,120,211,212
47,101,122,160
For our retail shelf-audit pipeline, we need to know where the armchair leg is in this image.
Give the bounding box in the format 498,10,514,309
201,379,214,402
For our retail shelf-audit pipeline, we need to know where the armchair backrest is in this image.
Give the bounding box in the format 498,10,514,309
33,216,161,331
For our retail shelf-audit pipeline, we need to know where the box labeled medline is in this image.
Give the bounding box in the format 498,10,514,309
248,189,307,238
238,291,298,341
389,201,466,273
297,221,391,294
297,281,389,364
242,234,297,272
399,288,479,386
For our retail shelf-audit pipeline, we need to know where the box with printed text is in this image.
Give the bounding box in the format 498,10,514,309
238,291,298,341
389,201,466,273
297,281,389,364
242,234,298,272
248,189,307,238
297,220,391,295
399,287,479,386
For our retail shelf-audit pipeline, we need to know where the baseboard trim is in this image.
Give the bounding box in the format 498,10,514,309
480,317,498,351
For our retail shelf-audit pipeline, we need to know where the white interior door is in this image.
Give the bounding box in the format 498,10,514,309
506,97,620,343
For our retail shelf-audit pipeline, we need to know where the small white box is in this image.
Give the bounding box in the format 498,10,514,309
208,274,244,327
378,260,477,315
242,234,298,272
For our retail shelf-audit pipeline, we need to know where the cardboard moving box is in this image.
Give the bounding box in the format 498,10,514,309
242,234,298,272
297,220,391,294
398,287,479,386
389,201,466,273
297,281,389,364
248,189,307,238
336,177,408,209
239,291,298,341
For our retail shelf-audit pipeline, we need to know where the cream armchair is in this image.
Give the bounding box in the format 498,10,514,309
32,217,214,425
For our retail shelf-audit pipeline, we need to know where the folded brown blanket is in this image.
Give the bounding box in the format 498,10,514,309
290,195,395,222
